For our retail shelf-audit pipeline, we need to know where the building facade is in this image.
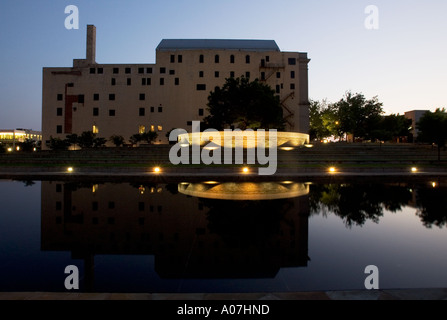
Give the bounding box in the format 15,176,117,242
42,25,310,149
405,110,429,141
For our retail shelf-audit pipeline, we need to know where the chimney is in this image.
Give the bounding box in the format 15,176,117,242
86,25,96,64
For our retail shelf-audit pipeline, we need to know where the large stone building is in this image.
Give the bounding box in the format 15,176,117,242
42,25,310,149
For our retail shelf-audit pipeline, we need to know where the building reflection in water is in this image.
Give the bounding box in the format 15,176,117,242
41,180,310,292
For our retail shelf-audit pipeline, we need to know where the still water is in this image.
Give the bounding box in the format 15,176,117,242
0,177,446,293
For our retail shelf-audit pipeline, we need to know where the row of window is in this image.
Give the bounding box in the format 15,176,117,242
87,57,298,75
55,124,164,135
57,106,205,117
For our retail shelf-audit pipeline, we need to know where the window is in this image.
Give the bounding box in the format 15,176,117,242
113,68,119,74
261,72,265,80
56,202,62,211
146,67,153,74
111,78,116,86
266,56,270,62
158,126,163,131
108,202,115,209
57,108,63,116
92,125,99,134
178,55,183,63
146,78,151,85
288,58,296,65
276,85,280,94
78,95,85,103
199,108,204,116
187,121,192,126
90,68,96,74
158,106,163,113
127,78,132,86
138,67,144,74
245,72,250,78
150,107,155,113
175,78,179,85
57,125,62,134
276,72,281,79
246,55,250,64
230,55,235,63
290,83,295,90
197,84,206,91
139,125,146,134
230,71,235,78
109,109,116,116
215,55,219,63
109,94,115,101
67,83,74,87
291,71,295,79
139,202,145,211
169,70,175,75
57,94,63,101
199,55,204,63
150,125,155,132
139,93,145,101
93,108,99,116
139,108,145,116
160,67,166,74
215,71,219,78
142,78,146,85
199,71,204,78
98,68,103,74
93,93,99,101
160,78,164,85
92,202,98,211
170,55,175,63
56,184,62,192
125,67,131,74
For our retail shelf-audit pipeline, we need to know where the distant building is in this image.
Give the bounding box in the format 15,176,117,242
41,25,311,149
0,129,42,145
404,110,429,141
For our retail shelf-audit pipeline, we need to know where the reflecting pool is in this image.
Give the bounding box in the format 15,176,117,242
0,178,446,293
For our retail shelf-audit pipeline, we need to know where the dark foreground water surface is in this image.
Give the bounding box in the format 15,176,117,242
0,177,446,293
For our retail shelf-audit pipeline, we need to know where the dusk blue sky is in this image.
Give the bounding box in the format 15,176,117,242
0,0,446,131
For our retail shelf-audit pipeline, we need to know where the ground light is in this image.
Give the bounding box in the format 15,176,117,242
329,167,337,174
411,167,418,173
242,167,250,174
153,167,161,173
7,148,12,152
432,182,438,188
67,167,74,173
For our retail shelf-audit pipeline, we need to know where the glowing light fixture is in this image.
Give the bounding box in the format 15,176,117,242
7,147,12,152
411,167,418,173
203,141,220,151
153,167,161,173
67,167,74,173
242,167,250,174
432,182,437,188
280,141,295,151
329,167,337,173
204,181,219,185
179,137,190,148
304,144,314,148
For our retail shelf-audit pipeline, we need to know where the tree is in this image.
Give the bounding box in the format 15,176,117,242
0,143,5,154
141,131,158,144
77,131,95,148
371,114,412,142
417,109,447,161
204,77,285,131
129,133,143,146
93,137,107,148
335,92,384,141
20,138,36,152
309,99,339,141
65,134,79,149
110,135,125,147
49,136,70,150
